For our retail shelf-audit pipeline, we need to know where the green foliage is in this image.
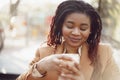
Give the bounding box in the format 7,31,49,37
98,0,120,18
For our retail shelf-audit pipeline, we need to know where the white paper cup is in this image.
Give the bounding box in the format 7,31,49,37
58,54,80,80
61,53,80,64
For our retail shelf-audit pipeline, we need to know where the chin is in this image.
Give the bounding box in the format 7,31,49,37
68,42,82,48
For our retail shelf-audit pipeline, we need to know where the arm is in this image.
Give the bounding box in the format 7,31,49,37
16,49,44,80
16,47,73,80
102,46,120,80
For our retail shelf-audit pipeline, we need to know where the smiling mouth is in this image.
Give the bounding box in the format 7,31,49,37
69,37,81,42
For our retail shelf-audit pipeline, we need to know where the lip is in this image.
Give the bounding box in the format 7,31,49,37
69,37,81,42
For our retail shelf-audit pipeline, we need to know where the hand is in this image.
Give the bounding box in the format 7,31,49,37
58,62,85,80
36,54,73,74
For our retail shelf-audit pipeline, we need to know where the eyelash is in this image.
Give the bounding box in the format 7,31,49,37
66,26,73,29
67,26,87,31
80,28,86,31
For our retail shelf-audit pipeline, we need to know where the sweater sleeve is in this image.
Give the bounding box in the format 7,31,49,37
102,46,120,80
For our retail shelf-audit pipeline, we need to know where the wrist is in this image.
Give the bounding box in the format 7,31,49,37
32,63,47,78
36,62,47,75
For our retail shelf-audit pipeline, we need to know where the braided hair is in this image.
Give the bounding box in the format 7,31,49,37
47,1,102,79
47,0,102,65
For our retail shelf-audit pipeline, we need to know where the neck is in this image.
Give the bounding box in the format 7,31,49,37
64,43,79,53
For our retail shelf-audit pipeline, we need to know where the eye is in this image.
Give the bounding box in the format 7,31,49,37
66,26,73,29
80,28,87,31
80,25,89,31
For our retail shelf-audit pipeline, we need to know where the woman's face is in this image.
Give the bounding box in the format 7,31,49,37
62,12,91,47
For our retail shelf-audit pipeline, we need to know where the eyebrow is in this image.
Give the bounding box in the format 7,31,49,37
66,21,74,24
66,21,89,26
80,23,89,26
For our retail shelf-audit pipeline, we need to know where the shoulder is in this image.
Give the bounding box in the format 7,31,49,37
29,43,56,65
98,43,120,79
98,43,114,67
36,43,55,59
98,43,113,59
36,43,64,59
98,43,113,55
98,43,113,62
98,43,112,49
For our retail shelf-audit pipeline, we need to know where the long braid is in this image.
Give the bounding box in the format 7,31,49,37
47,1,102,79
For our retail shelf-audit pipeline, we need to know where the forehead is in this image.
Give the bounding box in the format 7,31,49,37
64,12,90,24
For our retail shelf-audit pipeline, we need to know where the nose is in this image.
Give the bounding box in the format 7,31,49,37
71,28,80,35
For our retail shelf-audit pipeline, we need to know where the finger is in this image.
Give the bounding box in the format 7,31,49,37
60,67,73,74
52,54,73,65
59,60,79,74
57,54,74,61
59,60,68,67
53,58,61,65
58,76,71,80
56,68,62,74
60,73,74,80
74,62,81,70
67,63,79,74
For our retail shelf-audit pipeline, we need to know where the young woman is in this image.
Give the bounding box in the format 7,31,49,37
17,0,120,80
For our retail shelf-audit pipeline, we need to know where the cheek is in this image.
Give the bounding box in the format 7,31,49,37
84,27,91,38
83,32,90,40
62,26,70,37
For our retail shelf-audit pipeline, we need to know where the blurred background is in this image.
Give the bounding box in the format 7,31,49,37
0,0,120,80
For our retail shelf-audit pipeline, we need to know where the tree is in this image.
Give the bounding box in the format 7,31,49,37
10,0,20,17
97,0,120,36
9,0,20,30
96,0,120,49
